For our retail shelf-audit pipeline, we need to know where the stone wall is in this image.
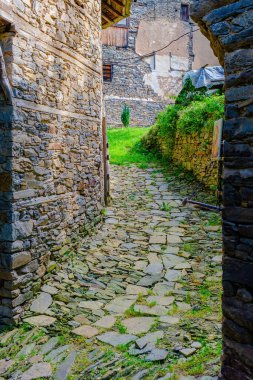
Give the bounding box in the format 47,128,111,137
102,0,219,127
0,0,103,324
173,128,218,187
191,1,253,379
105,98,164,128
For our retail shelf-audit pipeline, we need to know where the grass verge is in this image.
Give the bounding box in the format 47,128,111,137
107,127,157,168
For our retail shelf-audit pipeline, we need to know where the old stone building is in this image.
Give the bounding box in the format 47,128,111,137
102,0,219,127
0,0,130,324
192,0,253,379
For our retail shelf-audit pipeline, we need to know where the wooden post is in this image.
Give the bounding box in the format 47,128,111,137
102,117,111,205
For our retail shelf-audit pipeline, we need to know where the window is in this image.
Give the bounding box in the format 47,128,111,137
103,64,113,82
181,4,190,22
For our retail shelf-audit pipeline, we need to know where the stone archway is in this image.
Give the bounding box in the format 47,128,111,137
191,1,253,379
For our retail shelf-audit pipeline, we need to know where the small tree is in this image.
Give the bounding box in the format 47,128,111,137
121,105,130,128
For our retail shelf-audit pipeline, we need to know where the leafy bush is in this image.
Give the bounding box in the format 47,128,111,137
142,94,224,158
121,105,130,128
177,95,224,134
176,78,207,107
142,104,181,158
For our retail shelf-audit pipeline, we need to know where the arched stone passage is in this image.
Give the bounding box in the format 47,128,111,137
191,1,253,379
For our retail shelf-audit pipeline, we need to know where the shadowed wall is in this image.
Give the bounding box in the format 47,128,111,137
191,1,253,379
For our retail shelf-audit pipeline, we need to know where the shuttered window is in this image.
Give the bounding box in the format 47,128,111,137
181,4,190,22
103,64,113,82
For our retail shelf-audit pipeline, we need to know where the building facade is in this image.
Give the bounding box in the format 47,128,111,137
102,0,219,127
0,0,130,324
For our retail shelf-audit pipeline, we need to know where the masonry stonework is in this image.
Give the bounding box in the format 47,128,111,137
191,1,253,379
103,0,219,127
0,0,104,324
173,128,218,187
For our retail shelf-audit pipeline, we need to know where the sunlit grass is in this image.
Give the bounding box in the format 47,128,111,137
107,127,157,167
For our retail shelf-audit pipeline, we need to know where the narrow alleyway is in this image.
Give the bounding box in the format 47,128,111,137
0,165,222,380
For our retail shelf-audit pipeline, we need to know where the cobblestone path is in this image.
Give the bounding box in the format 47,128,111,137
0,165,222,380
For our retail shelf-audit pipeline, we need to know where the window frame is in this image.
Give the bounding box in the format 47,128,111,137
103,64,113,83
180,4,190,22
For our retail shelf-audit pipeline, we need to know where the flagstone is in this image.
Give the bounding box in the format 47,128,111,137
0,359,14,375
20,363,52,380
146,348,168,361
126,285,149,295
160,316,180,325
73,315,91,325
39,337,60,355
153,283,173,296
137,275,161,287
54,351,77,380
174,262,191,270
72,325,99,338
134,304,169,316
104,296,137,314
179,348,197,357
134,261,148,270
24,316,56,327
144,263,163,276
79,301,104,310
94,316,116,329
30,292,52,313
164,270,182,282
167,235,182,244
163,246,180,255
41,284,59,295
135,331,164,349
162,255,186,269
149,235,167,245
147,296,175,306
122,317,155,334
97,332,137,347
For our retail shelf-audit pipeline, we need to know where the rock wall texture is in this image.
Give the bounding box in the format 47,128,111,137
191,1,253,379
173,128,218,187
0,0,104,324
102,0,219,127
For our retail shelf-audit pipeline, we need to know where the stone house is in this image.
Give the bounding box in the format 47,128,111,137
102,0,219,127
0,0,130,324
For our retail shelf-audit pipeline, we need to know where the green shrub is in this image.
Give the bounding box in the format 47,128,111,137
142,104,181,158
177,95,224,134
142,94,224,159
121,105,130,128
176,78,207,107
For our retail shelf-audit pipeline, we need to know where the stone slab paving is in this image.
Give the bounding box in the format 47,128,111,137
0,165,222,379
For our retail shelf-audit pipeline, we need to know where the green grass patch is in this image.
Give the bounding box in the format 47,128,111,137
115,320,128,334
173,339,222,376
107,127,157,167
205,213,221,226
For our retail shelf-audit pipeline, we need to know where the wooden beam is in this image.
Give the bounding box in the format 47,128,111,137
102,14,112,24
102,0,132,29
102,2,122,18
110,0,125,9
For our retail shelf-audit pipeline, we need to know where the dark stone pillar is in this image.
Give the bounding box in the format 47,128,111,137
191,1,253,379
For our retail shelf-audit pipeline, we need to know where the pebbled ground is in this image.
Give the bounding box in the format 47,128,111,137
0,165,222,380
